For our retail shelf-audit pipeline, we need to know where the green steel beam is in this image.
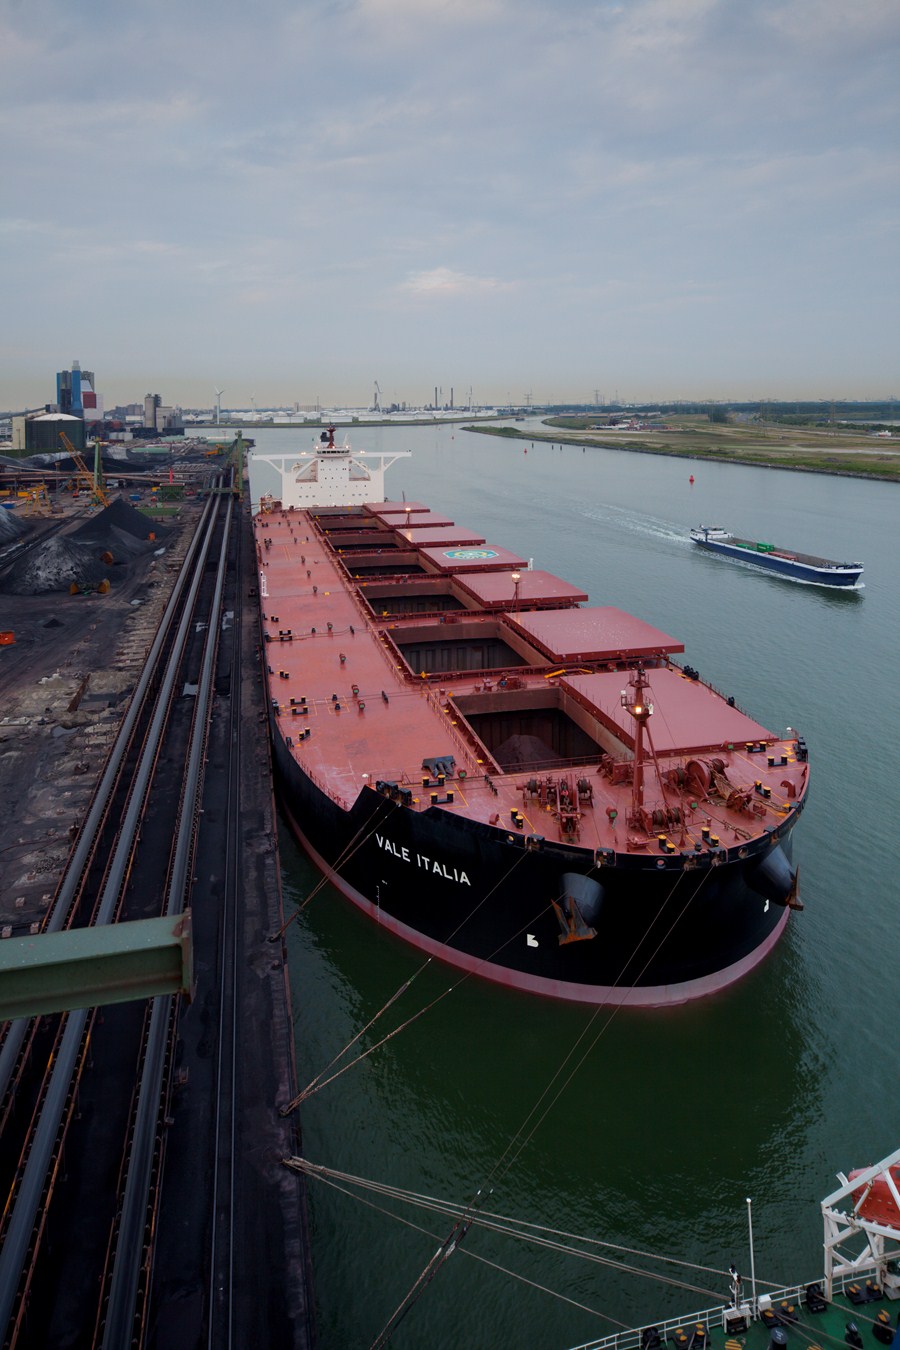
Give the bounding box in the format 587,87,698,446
0,913,193,1021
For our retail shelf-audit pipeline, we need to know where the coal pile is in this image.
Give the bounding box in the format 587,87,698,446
71,497,168,552
0,498,167,596
0,537,111,595
0,509,27,543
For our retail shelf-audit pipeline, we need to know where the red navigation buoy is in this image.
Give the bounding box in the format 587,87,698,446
689,475,695,484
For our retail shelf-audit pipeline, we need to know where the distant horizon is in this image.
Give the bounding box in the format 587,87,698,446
3,387,899,418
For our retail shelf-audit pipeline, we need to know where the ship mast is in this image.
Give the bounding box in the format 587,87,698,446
621,666,653,827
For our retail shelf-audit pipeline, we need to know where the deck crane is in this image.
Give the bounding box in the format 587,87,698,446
58,431,111,508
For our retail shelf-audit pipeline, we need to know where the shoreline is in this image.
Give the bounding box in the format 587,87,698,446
463,424,900,484
194,414,495,432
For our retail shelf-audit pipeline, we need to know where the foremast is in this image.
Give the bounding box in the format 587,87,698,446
622,665,654,829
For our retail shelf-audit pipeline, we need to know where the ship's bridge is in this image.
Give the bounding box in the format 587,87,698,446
251,438,410,511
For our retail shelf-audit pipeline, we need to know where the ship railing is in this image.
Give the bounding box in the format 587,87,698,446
418,662,564,685
566,1277,868,1350
355,573,437,587
515,752,606,774
282,743,353,810
346,575,380,627
567,1297,735,1350
366,606,462,624
370,621,416,679
422,687,485,777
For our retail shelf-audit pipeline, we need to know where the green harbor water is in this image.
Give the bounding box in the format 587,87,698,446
249,422,900,1349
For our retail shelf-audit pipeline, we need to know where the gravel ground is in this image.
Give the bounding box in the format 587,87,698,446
0,503,195,929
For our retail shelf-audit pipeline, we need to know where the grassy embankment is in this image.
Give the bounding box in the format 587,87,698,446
465,415,900,482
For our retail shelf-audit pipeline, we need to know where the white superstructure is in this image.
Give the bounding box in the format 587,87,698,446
250,430,410,512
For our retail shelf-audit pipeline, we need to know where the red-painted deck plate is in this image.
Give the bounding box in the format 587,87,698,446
508,606,684,662
455,569,588,610
379,511,455,529
561,667,775,754
394,524,486,547
366,501,429,517
419,543,528,574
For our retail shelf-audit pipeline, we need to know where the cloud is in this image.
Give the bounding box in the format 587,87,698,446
357,0,505,17
761,0,900,52
400,268,516,297
0,0,897,404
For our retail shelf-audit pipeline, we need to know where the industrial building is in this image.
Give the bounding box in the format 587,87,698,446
10,411,85,456
57,360,103,423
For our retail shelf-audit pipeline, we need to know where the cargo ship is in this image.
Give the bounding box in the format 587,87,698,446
690,526,864,588
569,1146,900,1350
251,432,809,1006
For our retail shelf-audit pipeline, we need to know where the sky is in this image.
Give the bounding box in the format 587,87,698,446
1,0,898,411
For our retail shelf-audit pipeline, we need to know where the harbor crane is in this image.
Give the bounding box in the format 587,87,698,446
373,381,382,413
23,483,54,516
58,431,111,508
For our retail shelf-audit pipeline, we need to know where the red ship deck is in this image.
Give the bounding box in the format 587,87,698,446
454,570,588,610
379,511,455,530
395,524,486,547
254,503,809,857
419,542,527,573
508,606,684,663
368,501,429,517
562,668,775,755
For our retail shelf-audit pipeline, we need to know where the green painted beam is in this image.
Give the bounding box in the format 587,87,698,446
0,913,193,1020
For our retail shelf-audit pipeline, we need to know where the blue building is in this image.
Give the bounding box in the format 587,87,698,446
56,360,94,416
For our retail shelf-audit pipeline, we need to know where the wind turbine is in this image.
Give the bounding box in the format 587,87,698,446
214,386,224,425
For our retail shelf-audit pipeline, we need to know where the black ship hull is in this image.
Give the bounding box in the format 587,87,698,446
272,725,799,1007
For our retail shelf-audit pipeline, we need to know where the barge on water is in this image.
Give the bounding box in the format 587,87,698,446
690,526,864,588
250,432,809,1007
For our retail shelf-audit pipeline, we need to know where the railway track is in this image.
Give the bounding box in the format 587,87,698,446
0,480,242,1346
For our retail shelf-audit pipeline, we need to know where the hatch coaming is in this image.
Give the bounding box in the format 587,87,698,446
359,578,470,619
452,684,631,771
382,617,543,680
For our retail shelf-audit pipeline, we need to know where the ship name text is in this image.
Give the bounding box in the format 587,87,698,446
375,833,471,885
